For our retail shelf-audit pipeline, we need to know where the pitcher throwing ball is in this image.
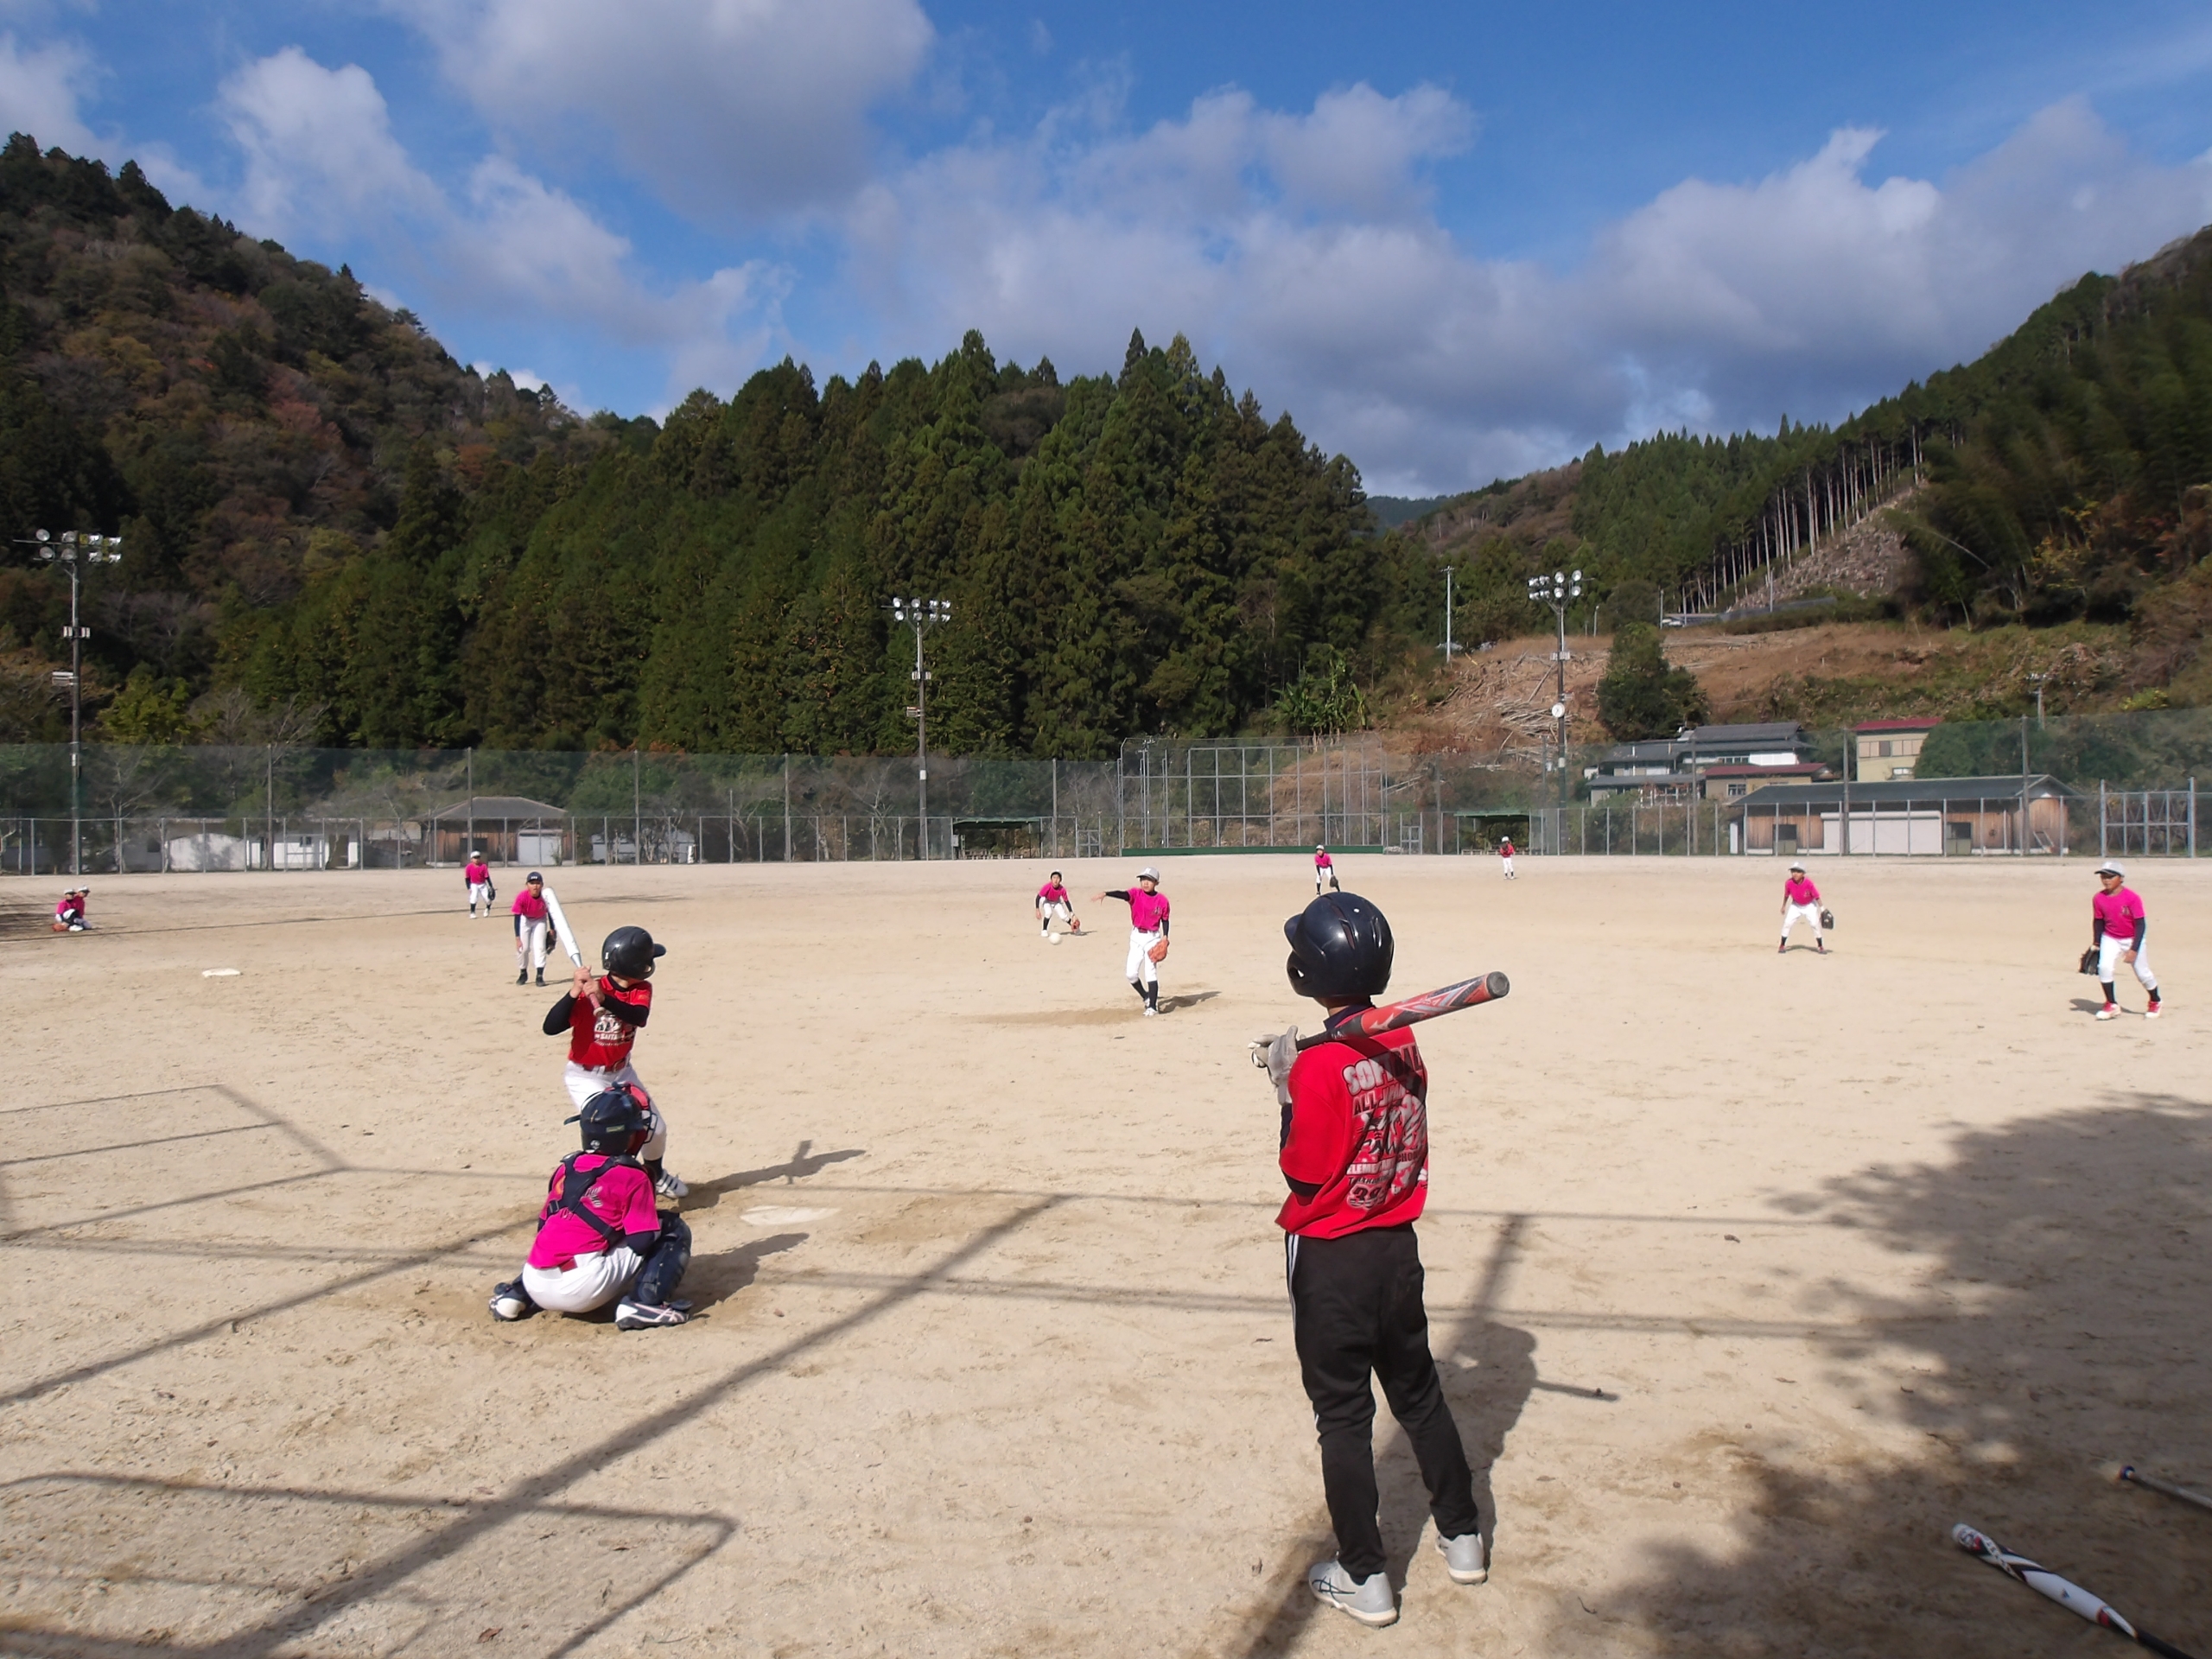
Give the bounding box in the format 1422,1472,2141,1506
487,1084,691,1330
1095,867,1170,1016
1255,893,1485,1628
543,925,689,1199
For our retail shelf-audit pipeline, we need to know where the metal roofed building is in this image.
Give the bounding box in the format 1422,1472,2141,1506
1586,722,1818,804
425,795,571,866
1855,716,1942,783
1728,774,2074,856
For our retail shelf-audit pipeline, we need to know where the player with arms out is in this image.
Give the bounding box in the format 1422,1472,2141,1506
1034,870,1079,940
465,851,493,918
1254,893,1485,1629
1778,860,1827,954
1094,866,1170,1016
488,1084,691,1330
1313,844,1340,894
2091,861,2162,1020
512,871,551,985
543,925,689,1198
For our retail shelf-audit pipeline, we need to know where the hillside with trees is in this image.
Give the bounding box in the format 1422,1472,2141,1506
0,136,1433,757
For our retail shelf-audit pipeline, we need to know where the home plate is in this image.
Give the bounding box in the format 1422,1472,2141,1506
741,1206,836,1226
201,968,242,977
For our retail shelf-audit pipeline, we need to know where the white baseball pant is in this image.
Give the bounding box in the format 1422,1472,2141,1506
2097,932,2156,993
1501,855,1516,878
1125,928,1161,987
1781,902,1823,944
468,880,491,914
565,1061,667,1161
1039,901,1072,931
516,918,549,969
522,1245,641,1313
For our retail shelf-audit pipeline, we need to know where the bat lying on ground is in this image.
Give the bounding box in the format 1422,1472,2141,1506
1292,971,1510,1050
541,885,584,967
1952,1523,2199,1658
2116,1464,2212,1517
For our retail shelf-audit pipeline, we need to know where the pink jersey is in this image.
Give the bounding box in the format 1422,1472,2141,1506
1313,851,1333,870
1037,880,1069,904
526,1154,659,1269
1128,890,1170,931
465,860,489,884
512,889,549,922
2093,887,2144,942
1783,875,1820,906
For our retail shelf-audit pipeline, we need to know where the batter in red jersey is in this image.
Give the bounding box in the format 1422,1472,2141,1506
1094,866,1170,1016
542,924,688,1200
1252,893,1484,1630
1779,860,1827,953
1035,871,1080,938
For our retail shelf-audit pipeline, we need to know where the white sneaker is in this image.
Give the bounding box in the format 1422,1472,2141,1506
1438,1531,1488,1584
1142,1005,1158,1018
2096,1004,2118,1020
1307,1560,1396,1628
655,1170,690,1199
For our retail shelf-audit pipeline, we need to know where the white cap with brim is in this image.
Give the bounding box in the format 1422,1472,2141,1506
1788,861,1806,871
2095,860,2126,877
1137,866,1161,881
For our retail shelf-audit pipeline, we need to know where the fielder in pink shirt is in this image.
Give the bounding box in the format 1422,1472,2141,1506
2090,861,2160,1020
1779,861,1826,953
1313,845,1340,894
1095,867,1171,1017
1035,872,1079,938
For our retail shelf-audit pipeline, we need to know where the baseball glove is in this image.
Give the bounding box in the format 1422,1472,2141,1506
2078,945,2100,976
1819,907,1834,931
1147,937,1170,964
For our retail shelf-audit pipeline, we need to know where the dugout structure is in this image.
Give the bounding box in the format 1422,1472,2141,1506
1731,775,2075,855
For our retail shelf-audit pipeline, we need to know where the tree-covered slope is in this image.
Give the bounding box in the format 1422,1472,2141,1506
0,137,1432,755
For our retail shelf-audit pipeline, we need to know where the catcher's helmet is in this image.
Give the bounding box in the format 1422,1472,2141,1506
1283,893,1394,999
601,925,666,978
569,1084,652,1155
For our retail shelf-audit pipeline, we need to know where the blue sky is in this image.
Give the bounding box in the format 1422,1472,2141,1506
4,1,2210,493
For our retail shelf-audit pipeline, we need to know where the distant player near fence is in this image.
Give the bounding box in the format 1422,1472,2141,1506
1497,837,1516,880
1314,845,1340,894
1779,861,1827,955
2091,861,2161,1021
466,853,493,918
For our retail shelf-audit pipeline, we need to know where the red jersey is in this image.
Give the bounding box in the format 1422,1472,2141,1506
525,1154,659,1269
569,978,651,1070
1276,1024,1430,1238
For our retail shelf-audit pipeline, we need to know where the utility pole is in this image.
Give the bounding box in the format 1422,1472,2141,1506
16,529,123,878
889,597,951,857
1527,567,1583,817
2026,671,2050,728
1440,566,1455,662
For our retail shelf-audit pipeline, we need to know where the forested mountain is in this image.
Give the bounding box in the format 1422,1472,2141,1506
1414,220,2212,700
0,137,1431,755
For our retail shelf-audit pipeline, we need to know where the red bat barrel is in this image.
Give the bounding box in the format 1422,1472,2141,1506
1295,971,1510,1050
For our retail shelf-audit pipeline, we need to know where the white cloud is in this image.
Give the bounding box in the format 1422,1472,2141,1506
214,48,788,408
847,86,2212,492
0,30,98,155
397,0,933,219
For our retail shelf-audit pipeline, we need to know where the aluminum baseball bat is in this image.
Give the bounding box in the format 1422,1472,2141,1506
2120,1465,2212,1516
1953,1523,2198,1658
1294,971,1510,1051
541,885,585,966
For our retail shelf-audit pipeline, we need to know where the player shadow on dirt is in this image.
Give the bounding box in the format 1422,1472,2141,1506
1588,1091,2212,1658
1157,989,1220,1014
675,1142,865,1213
680,1230,809,1312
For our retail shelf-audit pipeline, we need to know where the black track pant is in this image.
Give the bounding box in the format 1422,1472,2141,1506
1289,1223,1478,1581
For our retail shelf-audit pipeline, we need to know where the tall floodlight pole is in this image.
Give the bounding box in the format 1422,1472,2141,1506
16,529,123,877
1440,566,1455,662
1527,567,1583,816
889,597,951,858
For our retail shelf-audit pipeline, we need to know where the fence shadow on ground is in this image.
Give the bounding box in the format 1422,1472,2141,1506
1603,1094,2212,1658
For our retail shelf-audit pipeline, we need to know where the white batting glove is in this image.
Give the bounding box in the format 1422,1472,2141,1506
1249,1027,1300,1107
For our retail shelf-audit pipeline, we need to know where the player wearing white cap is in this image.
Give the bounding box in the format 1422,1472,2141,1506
1779,861,1826,954
2091,861,2161,1020
1095,867,1170,1016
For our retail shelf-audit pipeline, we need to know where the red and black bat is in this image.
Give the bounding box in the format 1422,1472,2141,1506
1294,971,1510,1051
1954,1523,2199,1658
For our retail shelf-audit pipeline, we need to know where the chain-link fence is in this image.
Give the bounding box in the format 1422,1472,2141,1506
2,705,2208,877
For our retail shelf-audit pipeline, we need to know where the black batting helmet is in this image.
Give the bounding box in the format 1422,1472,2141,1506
569,1084,652,1156
1284,893,1395,999
601,925,665,979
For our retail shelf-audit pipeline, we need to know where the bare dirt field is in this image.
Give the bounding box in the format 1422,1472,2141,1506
4,853,2209,1657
